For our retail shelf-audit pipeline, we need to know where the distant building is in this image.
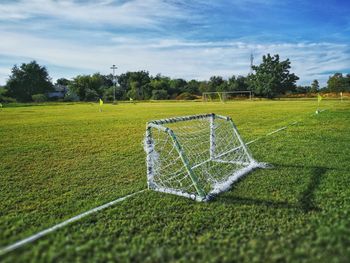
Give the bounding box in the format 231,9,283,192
47,84,68,99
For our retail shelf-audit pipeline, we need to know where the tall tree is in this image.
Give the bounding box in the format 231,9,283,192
199,81,209,94
249,54,299,98
184,80,200,95
6,61,54,102
208,76,226,92
118,71,151,99
68,73,105,101
327,73,349,92
169,78,187,97
310,79,319,93
55,78,71,86
127,81,142,100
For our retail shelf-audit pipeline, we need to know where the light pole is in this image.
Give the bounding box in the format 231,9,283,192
110,64,118,103
250,52,254,74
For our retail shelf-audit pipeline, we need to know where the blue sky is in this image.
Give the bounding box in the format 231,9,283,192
0,0,349,86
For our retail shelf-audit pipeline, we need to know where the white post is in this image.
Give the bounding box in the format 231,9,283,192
210,114,216,160
145,126,155,189
228,119,255,163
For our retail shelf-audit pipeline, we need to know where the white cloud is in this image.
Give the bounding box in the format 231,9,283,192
0,0,189,28
0,28,348,87
0,0,349,87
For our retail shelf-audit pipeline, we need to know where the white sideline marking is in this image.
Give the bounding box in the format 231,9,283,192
0,189,146,256
246,121,299,145
246,107,328,146
266,126,287,136
246,138,259,145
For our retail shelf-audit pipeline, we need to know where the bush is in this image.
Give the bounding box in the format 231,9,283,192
0,96,16,103
32,93,47,102
0,88,16,103
176,92,196,100
151,89,168,100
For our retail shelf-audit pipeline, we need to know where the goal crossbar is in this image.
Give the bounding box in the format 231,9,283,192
149,113,229,125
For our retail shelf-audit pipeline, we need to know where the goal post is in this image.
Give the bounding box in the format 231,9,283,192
203,91,252,102
144,113,264,201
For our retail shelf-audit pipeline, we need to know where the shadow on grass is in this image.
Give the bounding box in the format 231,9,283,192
216,195,296,210
297,166,327,212
216,164,328,213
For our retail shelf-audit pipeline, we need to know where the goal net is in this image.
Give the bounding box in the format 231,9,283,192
144,113,264,201
203,91,252,102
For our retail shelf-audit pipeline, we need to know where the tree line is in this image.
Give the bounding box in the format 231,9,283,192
0,54,349,103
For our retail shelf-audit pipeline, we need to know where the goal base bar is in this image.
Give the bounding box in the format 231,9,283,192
149,161,266,202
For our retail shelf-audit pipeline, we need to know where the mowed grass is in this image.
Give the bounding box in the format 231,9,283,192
0,100,349,262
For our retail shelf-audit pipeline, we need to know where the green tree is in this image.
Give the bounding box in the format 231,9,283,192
208,76,226,92
228,75,237,91
151,89,168,100
150,76,170,98
295,86,311,94
117,71,151,99
68,73,105,101
103,86,124,101
327,73,349,92
32,94,47,102
0,87,16,103
6,61,54,102
249,54,299,98
127,81,142,100
199,81,209,94
64,89,80,102
184,80,200,95
55,78,70,86
228,75,249,91
310,79,319,93
169,78,187,98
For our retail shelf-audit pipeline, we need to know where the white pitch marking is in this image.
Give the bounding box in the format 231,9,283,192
266,126,288,136
0,189,146,256
246,121,299,145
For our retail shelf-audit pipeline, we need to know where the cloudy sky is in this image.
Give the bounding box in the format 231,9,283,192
0,0,349,86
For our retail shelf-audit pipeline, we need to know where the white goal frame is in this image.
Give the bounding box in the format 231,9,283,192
144,113,264,201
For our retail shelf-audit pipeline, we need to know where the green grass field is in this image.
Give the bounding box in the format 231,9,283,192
1,100,350,262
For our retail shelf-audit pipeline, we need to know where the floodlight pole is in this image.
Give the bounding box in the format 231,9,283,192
250,52,254,74
110,64,118,103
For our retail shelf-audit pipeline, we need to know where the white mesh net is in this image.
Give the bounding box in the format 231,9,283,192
144,113,263,201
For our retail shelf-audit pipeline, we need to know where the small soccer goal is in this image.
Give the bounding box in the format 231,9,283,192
144,113,264,201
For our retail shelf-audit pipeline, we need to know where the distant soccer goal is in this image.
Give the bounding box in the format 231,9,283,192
203,91,252,102
144,113,264,201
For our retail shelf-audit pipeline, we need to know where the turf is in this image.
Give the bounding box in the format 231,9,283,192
0,100,349,262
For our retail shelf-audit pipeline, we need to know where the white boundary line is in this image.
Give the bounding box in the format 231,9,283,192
0,189,146,256
246,121,298,145
246,109,328,146
266,126,288,136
